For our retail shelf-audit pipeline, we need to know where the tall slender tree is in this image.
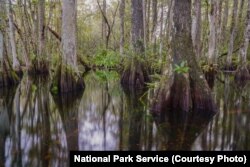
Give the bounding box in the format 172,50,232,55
208,0,217,65
33,0,49,74
121,0,149,91
235,0,250,80
226,0,239,69
0,0,19,87
6,0,21,72
52,0,84,93
120,0,125,55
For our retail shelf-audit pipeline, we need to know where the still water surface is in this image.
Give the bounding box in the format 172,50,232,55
0,71,249,166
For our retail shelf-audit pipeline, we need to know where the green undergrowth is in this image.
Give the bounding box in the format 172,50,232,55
92,49,121,69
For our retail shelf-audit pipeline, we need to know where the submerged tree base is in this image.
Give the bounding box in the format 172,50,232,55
28,59,50,75
121,58,149,92
151,73,217,120
203,64,217,89
0,70,20,88
223,64,237,72
235,66,250,81
51,65,84,94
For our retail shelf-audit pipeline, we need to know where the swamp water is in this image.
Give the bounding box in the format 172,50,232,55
0,71,249,166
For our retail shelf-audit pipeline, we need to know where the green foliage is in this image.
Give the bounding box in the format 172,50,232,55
51,85,59,95
51,53,60,71
174,61,189,74
31,0,39,5
93,49,120,68
31,84,37,92
94,70,119,82
30,52,37,62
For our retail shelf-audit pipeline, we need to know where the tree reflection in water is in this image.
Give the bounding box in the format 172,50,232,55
0,72,250,166
1,76,83,167
0,87,17,167
192,74,250,150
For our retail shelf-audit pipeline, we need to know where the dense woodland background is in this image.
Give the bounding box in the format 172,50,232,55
0,1,250,163
0,0,249,109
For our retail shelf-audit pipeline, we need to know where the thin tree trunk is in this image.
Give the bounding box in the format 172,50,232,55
226,0,239,68
102,0,107,46
216,0,223,53
235,0,250,80
0,31,3,67
159,1,164,61
120,0,125,55
121,0,149,90
240,0,250,65
38,0,46,61
17,0,31,68
151,0,158,47
143,0,147,52
146,0,151,43
221,0,229,42
6,0,20,71
238,0,246,26
208,0,216,64
0,0,19,87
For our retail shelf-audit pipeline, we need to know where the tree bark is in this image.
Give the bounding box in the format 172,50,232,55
235,0,250,80
52,0,84,93
131,0,144,53
121,0,149,91
0,0,19,87
151,0,216,116
192,0,201,58
159,1,164,61
6,0,21,72
102,0,107,46
146,0,151,43
33,0,49,74
38,0,45,57
120,0,125,55
221,0,229,42
208,0,216,64
226,0,239,69
151,0,157,47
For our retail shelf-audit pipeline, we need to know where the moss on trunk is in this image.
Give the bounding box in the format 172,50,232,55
235,65,250,81
51,65,84,94
121,58,149,92
29,58,49,75
0,62,19,88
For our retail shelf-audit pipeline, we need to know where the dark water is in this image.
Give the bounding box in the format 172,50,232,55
0,71,249,166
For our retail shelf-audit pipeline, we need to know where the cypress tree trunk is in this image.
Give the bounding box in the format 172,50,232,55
120,0,125,55
151,0,217,116
6,0,21,73
226,0,239,70
32,0,49,74
121,0,149,92
51,0,84,94
235,0,250,81
0,0,19,87
192,0,201,59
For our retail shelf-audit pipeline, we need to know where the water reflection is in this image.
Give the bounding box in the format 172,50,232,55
192,74,250,150
0,71,249,166
1,76,70,166
0,87,17,167
78,72,121,150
